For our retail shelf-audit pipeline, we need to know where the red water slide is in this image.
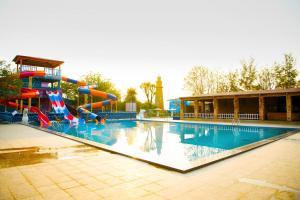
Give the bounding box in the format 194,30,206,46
0,71,51,127
5,100,50,127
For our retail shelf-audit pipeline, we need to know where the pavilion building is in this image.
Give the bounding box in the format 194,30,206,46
179,88,300,122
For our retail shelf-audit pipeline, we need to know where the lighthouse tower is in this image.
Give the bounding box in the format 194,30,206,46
155,76,164,110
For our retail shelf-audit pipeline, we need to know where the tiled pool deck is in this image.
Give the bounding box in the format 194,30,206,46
0,124,300,200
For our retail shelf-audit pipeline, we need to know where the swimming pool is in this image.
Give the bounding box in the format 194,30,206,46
38,120,296,172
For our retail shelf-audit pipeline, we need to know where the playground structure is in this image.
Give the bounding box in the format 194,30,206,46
0,55,118,126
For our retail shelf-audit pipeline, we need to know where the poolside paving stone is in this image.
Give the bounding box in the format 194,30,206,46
1,124,300,200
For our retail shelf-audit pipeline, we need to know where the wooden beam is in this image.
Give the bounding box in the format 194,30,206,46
234,96,239,120
213,97,218,120
259,96,265,120
194,100,199,118
180,99,184,119
286,94,292,121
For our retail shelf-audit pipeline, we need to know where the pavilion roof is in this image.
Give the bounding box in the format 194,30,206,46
13,55,64,68
180,88,300,100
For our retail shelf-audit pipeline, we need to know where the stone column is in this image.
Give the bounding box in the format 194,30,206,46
286,94,292,121
180,99,185,119
213,98,218,120
259,96,265,120
234,96,239,120
194,100,199,118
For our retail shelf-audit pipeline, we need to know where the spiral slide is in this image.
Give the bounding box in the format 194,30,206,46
61,77,117,121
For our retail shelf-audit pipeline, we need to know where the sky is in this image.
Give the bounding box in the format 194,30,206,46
0,0,300,108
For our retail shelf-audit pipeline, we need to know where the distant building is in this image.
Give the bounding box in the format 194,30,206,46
155,76,164,110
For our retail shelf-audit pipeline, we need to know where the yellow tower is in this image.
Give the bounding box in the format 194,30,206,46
155,76,164,110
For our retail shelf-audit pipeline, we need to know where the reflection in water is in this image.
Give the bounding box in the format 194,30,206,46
154,125,163,155
141,127,156,152
171,123,293,150
139,122,164,155
44,120,294,167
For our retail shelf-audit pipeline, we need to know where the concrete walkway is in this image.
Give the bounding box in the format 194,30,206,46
0,124,300,200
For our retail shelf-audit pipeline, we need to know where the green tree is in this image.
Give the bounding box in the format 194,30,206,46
124,88,137,102
257,67,276,90
61,81,78,100
0,60,23,111
227,71,240,92
239,58,257,90
61,72,120,107
82,72,121,99
274,54,298,89
216,73,230,93
184,65,209,95
140,82,156,104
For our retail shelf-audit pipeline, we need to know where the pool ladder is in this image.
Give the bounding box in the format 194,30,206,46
232,118,240,126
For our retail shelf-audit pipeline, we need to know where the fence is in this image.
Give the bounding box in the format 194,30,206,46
217,113,234,119
94,112,136,119
0,112,38,123
198,113,214,119
238,113,259,120
184,113,195,118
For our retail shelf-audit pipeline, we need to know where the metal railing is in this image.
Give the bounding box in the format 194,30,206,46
218,113,234,119
44,68,61,77
20,65,61,77
239,113,259,120
20,65,37,72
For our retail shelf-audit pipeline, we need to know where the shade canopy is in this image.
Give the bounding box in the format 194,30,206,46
13,55,64,68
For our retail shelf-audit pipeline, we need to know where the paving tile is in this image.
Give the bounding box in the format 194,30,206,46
1,124,300,200
66,186,99,200
141,183,164,193
8,183,39,199
58,180,80,189
41,190,72,200
0,186,14,200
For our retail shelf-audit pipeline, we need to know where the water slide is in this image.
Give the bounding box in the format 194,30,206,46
47,91,78,123
0,70,51,127
61,77,117,122
17,71,51,127
4,100,51,127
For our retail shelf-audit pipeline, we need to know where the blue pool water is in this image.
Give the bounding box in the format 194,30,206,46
44,120,295,170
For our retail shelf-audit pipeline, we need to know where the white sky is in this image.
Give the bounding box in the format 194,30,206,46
0,0,300,108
